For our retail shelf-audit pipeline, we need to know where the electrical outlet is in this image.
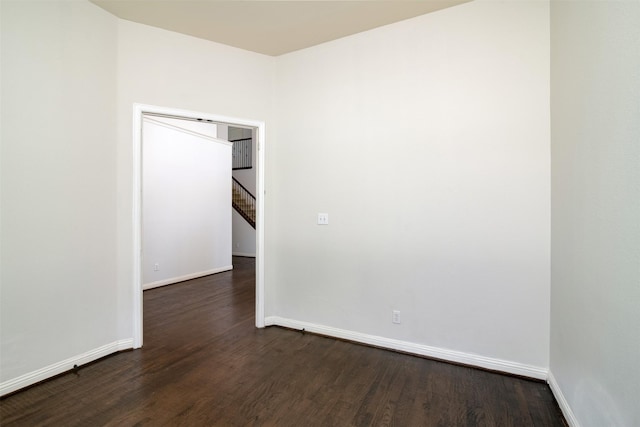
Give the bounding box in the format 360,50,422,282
154,263,159,271
392,310,401,324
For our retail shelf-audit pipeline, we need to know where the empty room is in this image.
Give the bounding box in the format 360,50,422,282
1,0,638,426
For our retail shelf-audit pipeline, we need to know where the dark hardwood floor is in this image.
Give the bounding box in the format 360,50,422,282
1,257,566,426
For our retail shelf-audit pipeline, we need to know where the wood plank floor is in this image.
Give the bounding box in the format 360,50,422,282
1,257,566,426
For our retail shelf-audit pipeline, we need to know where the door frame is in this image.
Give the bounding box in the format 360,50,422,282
132,103,266,348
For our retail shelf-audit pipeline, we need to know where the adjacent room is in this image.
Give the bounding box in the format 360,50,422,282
1,1,638,426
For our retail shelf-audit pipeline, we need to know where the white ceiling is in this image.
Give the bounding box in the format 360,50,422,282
90,0,471,56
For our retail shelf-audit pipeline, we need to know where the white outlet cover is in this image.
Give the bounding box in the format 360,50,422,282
392,310,401,324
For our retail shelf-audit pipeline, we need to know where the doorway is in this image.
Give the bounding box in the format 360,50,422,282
132,104,266,348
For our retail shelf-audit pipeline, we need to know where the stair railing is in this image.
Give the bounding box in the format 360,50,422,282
232,138,252,170
232,177,256,229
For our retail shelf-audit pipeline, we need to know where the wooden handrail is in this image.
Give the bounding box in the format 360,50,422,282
232,177,256,229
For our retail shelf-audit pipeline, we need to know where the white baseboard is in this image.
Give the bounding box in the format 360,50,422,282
232,252,256,258
143,265,233,290
265,316,548,380
548,371,580,427
0,338,133,397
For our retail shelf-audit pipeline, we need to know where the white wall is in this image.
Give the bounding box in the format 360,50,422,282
0,0,119,389
116,20,276,338
550,1,640,426
270,0,550,370
217,123,228,141
142,117,232,289
232,210,257,257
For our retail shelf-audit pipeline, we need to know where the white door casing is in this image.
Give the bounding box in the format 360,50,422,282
132,103,266,348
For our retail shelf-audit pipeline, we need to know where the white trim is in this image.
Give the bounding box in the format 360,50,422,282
132,103,267,347
265,316,548,380
143,265,233,290
142,116,233,147
132,106,143,348
0,339,133,397
548,371,580,427
232,252,256,258
254,122,265,328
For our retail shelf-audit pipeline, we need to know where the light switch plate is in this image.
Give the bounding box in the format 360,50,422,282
317,213,329,225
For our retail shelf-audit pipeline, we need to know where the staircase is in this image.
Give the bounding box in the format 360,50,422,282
232,177,256,229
